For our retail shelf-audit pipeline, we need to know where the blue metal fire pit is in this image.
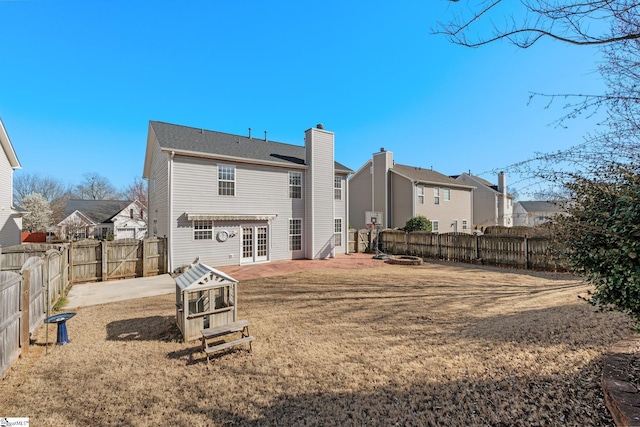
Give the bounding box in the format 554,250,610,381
45,312,76,345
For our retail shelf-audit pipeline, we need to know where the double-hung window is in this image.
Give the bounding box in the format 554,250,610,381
334,176,342,200
218,165,235,196
334,218,342,247
434,188,440,205
417,185,424,204
462,220,468,231
289,219,302,251
443,188,451,201
289,172,302,199
194,220,213,240
431,220,439,233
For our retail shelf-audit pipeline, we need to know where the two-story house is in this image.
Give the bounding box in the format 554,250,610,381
349,148,474,232
513,201,564,226
0,118,23,248
142,121,352,271
57,199,147,240
453,172,514,228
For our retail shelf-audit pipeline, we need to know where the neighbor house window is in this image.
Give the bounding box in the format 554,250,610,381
289,172,302,199
444,188,451,201
334,176,342,200
431,220,439,232
289,219,302,251
218,164,235,196
417,185,424,204
130,209,134,219
194,220,213,240
334,218,342,247
434,188,440,205
462,220,468,230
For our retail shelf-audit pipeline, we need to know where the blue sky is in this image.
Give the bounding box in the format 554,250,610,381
1,0,605,198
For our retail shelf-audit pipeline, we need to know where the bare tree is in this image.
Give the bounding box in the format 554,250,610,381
13,173,73,225
75,173,121,200
123,177,147,207
21,193,53,233
435,0,640,48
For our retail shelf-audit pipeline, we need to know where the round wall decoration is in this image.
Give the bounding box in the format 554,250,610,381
216,230,229,242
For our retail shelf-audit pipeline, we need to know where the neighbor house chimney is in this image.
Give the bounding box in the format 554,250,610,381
498,171,507,195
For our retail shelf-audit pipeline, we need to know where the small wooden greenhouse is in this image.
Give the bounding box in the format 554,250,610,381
175,263,238,342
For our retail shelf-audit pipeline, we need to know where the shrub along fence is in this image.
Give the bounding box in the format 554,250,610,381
378,230,566,271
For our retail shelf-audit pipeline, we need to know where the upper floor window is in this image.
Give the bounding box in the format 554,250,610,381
334,176,342,200
218,165,235,196
130,209,134,219
417,185,424,204
194,220,213,240
289,172,302,199
434,188,440,205
443,188,451,201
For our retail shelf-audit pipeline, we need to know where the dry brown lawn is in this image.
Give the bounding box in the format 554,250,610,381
0,261,634,426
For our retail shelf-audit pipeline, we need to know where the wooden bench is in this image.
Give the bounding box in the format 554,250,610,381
200,320,254,363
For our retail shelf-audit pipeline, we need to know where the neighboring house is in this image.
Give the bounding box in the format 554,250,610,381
0,118,23,248
349,148,474,233
513,201,564,226
57,199,147,240
142,121,353,271
453,172,514,228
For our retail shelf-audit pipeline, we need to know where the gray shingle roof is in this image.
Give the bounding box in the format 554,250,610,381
392,164,473,188
150,121,352,172
517,201,564,213
64,199,133,224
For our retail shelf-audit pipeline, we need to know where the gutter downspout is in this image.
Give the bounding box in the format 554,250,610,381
168,151,175,272
345,175,349,255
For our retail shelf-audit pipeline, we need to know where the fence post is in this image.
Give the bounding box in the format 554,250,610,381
524,237,529,269
101,240,108,281
141,238,146,277
20,269,30,355
69,242,74,284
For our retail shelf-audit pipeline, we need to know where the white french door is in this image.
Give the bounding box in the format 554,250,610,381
241,224,269,263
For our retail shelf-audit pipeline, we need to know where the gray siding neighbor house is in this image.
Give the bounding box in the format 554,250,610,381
453,172,514,228
0,118,23,248
142,121,352,271
349,148,474,233
513,201,565,226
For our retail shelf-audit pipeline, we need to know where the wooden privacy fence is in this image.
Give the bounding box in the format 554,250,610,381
379,230,566,271
0,256,53,378
69,237,167,284
348,228,380,254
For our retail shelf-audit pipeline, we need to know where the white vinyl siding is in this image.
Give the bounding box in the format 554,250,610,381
169,157,305,267
0,145,20,247
148,140,169,239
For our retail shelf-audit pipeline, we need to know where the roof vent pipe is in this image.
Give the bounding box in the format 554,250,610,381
248,128,252,139
264,131,267,142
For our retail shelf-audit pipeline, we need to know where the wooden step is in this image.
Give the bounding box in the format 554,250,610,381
204,336,254,354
